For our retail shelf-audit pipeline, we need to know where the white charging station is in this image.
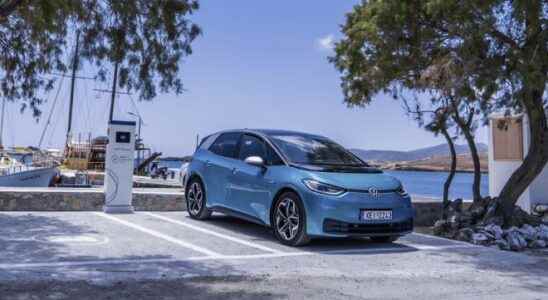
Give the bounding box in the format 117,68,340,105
103,120,136,213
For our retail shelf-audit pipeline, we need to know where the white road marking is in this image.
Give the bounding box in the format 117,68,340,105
93,212,221,257
144,212,285,254
0,243,470,270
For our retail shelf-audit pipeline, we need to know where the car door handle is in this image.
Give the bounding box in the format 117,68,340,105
231,168,238,175
206,161,213,167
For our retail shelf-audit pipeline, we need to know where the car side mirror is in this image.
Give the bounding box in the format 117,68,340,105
244,156,266,168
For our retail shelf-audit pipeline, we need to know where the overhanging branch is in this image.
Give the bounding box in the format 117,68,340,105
0,0,24,19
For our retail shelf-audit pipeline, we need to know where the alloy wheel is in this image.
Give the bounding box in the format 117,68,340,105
275,197,300,241
187,182,203,216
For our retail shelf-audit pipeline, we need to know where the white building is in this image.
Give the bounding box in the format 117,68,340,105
488,114,548,213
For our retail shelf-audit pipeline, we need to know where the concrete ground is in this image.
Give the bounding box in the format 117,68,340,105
0,211,546,300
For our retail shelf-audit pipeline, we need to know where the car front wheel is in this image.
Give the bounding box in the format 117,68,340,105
186,178,211,220
272,191,310,246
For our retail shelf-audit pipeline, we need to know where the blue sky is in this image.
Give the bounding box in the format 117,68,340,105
4,1,487,156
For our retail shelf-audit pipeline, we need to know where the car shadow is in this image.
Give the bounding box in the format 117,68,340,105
185,212,418,254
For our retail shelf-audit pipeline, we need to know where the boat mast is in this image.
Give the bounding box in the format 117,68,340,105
0,97,5,149
66,30,80,143
108,62,119,122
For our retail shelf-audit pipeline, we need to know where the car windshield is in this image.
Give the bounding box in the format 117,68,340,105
269,133,364,166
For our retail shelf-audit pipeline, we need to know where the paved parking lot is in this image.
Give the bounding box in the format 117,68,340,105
0,211,547,299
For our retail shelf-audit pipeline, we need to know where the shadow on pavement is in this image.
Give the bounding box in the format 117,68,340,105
0,275,282,300
186,213,418,254
0,213,283,300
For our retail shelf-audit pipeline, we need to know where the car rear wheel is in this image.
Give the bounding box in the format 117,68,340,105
370,236,399,243
272,191,310,246
186,178,211,220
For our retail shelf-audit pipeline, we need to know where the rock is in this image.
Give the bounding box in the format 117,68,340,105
505,230,527,251
508,206,542,227
478,230,495,240
433,220,448,236
528,239,547,249
448,214,461,230
459,213,474,228
471,233,489,245
456,228,475,242
496,239,510,251
468,199,488,220
518,224,537,241
484,224,503,240
537,226,548,242
449,199,464,213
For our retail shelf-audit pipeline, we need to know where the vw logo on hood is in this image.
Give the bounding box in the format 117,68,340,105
368,187,379,197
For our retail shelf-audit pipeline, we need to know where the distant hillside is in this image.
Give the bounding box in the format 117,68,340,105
350,143,488,162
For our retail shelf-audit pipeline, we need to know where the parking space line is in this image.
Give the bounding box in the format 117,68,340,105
93,212,221,257
144,212,285,254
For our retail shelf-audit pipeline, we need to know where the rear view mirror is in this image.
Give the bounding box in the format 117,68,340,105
244,156,265,168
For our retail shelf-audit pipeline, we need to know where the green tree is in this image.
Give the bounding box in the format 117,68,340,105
419,55,485,203
331,0,547,225
0,0,200,117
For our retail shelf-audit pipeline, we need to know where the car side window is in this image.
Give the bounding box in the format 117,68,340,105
239,135,267,161
239,134,284,165
209,132,241,158
198,133,219,150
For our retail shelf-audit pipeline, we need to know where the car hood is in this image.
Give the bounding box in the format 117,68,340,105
303,169,401,191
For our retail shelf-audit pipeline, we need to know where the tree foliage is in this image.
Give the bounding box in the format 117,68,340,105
0,0,201,117
331,0,547,222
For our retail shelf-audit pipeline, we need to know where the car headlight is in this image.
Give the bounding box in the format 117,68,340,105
302,179,346,196
396,185,409,197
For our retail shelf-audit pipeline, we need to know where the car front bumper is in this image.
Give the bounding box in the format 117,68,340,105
301,190,414,237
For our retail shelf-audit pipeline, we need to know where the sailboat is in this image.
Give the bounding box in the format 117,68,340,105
54,32,159,177
0,99,59,187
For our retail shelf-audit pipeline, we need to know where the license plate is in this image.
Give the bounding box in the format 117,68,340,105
361,210,392,221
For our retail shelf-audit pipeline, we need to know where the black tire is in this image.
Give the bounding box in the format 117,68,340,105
370,236,399,243
272,191,310,246
185,178,211,220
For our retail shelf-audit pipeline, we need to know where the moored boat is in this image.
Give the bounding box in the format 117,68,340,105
0,152,59,187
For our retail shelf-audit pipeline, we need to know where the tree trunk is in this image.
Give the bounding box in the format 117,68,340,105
496,90,548,224
460,125,482,202
451,111,482,203
440,127,457,220
496,1,547,225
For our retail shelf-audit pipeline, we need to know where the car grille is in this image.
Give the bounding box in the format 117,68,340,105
323,218,413,235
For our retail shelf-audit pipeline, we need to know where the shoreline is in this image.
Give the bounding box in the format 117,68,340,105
381,167,489,174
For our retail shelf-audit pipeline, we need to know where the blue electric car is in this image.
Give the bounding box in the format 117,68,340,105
183,129,413,246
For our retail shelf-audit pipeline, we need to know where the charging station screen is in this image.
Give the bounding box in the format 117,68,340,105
116,132,131,144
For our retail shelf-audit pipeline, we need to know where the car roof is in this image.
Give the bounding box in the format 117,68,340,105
216,129,327,139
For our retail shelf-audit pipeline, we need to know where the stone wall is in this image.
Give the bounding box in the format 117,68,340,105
412,199,472,227
0,189,185,212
